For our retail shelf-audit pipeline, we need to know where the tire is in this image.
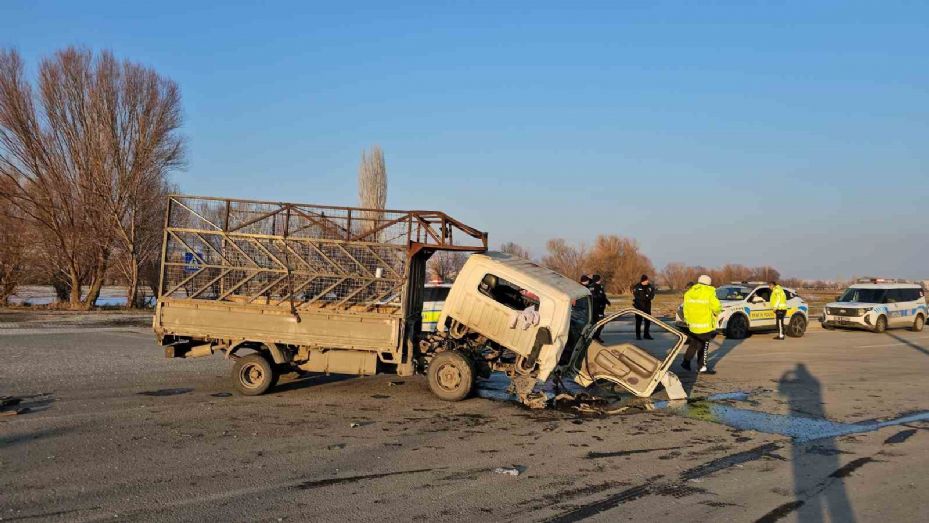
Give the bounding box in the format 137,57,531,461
232,353,277,396
427,351,475,401
726,314,749,339
873,315,887,334
912,314,925,332
822,322,835,331
787,314,807,338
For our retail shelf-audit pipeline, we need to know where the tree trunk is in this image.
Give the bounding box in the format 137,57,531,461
81,253,108,310
126,260,140,309
68,269,83,309
83,275,104,310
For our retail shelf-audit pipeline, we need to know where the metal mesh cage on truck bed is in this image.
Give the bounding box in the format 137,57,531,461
157,195,487,315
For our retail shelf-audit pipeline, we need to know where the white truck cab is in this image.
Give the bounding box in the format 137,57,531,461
434,252,688,401
822,280,927,333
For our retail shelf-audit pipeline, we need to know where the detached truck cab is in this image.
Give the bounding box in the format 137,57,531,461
154,195,686,403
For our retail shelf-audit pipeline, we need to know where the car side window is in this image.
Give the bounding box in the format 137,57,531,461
478,273,539,310
753,288,772,302
885,289,900,304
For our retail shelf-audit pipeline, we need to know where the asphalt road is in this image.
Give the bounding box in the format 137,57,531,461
2,321,929,522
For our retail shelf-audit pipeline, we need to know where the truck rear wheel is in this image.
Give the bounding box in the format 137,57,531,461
232,353,277,396
427,351,475,401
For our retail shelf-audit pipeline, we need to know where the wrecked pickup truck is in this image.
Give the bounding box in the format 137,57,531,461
153,195,687,402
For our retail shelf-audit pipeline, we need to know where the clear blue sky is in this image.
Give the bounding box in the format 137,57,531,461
3,1,927,280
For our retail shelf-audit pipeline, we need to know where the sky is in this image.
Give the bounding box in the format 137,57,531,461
2,1,927,280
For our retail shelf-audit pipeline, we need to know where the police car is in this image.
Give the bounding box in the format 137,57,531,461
821,280,927,333
676,282,809,339
421,283,452,332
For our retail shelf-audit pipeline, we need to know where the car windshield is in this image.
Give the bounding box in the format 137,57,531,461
717,286,751,301
838,288,886,304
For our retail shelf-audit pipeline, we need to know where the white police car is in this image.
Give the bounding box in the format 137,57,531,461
421,283,452,332
676,282,809,339
821,280,927,333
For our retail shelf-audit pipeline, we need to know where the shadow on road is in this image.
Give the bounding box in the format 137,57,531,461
273,372,356,394
775,363,857,523
884,332,929,358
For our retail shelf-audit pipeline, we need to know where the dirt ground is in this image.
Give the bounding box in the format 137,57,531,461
2,313,929,522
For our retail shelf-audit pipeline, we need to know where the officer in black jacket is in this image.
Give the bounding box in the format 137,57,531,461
590,274,610,342
632,274,655,340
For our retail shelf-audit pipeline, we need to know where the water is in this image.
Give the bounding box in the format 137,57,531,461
656,394,929,443
475,373,929,443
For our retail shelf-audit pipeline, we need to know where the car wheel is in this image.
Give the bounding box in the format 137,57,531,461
427,351,475,401
232,353,277,396
787,314,807,338
912,314,925,332
874,315,887,334
726,314,749,339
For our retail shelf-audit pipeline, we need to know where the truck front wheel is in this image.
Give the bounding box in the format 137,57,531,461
427,351,475,401
232,353,277,396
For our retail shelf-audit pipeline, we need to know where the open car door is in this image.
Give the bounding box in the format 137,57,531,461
568,308,688,400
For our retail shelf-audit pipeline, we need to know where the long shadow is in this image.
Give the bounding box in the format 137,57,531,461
272,372,356,394
706,334,747,369
773,363,857,523
884,332,929,358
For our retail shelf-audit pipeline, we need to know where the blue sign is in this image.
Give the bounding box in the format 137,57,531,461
183,251,203,273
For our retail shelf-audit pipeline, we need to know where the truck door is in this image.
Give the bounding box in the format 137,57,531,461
569,309,687,399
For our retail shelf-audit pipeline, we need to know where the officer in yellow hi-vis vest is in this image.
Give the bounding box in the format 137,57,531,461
770,280,789,340
682,274,722,373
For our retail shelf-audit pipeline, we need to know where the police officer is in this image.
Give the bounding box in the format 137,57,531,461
770,280,788,340
590,274,610,342
682,274,722,373
632,274,655,340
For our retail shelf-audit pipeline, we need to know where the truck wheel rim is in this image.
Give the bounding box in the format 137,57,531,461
239,363,264,388
436,364,462,390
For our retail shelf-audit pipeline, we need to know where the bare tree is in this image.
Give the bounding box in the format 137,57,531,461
358,145,386,235
499,241,530,260
660,262,698,291
428,251,467,283
585,234,655,294
541,238,588,281
0,185,27,303
0,47,183,309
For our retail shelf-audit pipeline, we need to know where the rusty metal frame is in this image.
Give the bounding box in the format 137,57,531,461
157,195,488,313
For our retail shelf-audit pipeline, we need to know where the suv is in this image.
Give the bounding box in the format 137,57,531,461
821,281,927,333
675,282,809,339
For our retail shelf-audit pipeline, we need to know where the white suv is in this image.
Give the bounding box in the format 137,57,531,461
676,282,809,339
821,281,927,333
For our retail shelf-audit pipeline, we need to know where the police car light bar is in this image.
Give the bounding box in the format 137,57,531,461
855,278,918,284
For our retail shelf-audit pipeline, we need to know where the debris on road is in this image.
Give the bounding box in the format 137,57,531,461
493,466,524,476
